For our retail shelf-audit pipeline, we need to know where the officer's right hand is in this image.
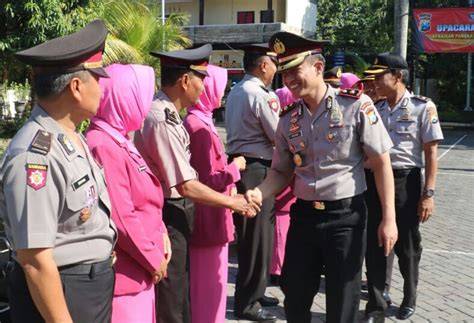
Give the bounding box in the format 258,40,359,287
152,258,168,284
245,188,263,207
230,194,259,217
233,156,246,171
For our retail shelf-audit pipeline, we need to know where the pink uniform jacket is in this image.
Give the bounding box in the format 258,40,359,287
184,114,239,246
88,129,167,295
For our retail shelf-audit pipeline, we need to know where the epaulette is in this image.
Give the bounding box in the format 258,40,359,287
165,108,181,125
279,103,298,117
260,85,270,93
412,95,431,102
30,130,52,155
338,89,362,99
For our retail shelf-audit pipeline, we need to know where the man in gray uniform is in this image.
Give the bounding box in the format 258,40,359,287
225,44,280,322
245,32,398,323
363,54,444,322
134,45,256,323
0,20,117,323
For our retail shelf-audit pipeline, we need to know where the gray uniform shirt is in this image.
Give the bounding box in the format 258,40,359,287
375,90,444,169
134,91,198,199
225,74,280,160
272,85,393,201
0,106,116,267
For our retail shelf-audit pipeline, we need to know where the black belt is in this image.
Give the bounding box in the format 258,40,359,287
58,257,113,275
227,154,272,167
296,194,363,212
392,167,419,177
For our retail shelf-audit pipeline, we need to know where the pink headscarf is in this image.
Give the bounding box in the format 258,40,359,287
90,64,155,155
340,73,361,90
187,64,228,135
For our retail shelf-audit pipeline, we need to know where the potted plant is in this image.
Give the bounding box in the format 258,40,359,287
12,80,31,118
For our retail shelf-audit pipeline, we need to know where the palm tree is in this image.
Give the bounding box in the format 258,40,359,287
100,0,192,70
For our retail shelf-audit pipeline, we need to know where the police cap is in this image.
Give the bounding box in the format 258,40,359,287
323,66,342,86
365,54,408,74
150,44,212,77
15,20,109,78
240,43,277,63
269,31,329,72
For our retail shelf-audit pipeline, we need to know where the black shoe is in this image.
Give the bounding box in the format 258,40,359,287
382,289,392,306
364,311,385,323
258,295,279,307
235,308,277,322
269,274,280,286
397,307,415,320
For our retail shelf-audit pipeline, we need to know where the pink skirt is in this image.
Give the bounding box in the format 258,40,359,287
271,210,291,275
190,243,229,323
111,283,155,323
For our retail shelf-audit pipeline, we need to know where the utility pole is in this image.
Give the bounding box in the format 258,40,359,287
465,0,473,111
394,0,409,59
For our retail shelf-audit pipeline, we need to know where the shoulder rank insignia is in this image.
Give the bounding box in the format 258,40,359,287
279,102,298,117
58,134,76,155
260,85,270,93
412,94,431,102
165,108,181,125
30,130,52,155
338,89,362,99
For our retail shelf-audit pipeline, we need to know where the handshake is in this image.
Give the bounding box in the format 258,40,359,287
229,187,263,218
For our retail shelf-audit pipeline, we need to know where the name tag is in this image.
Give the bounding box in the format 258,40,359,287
72,174,90,190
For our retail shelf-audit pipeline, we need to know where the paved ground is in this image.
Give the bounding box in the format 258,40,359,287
221,128,474,322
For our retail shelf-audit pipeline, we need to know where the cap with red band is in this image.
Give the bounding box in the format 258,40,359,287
15,20,109,78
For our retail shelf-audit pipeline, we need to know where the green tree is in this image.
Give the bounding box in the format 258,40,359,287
0,0,103,83
100,0,192,71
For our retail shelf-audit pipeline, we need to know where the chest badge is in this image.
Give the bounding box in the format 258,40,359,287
79,207,92,222
400,107,411,121
293,153,303,167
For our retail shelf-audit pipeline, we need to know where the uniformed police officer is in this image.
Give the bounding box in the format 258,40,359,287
363,54,444,322
134,45,256,323
245,31,399,323
225,43,280,322
0,20,117,323
324,66,342,88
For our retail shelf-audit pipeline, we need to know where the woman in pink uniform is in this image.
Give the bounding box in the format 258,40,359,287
86,64,170,323
184,64,246,323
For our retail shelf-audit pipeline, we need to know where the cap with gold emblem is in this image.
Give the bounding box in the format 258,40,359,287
150,44,212,77
324,66,342,87
240,43,278,64
15,20,109,78
364,54,408,75
269,31,330,72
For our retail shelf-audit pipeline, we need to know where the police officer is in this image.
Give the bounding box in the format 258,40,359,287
245,31,398,323
134,45,256,323
363,54,444,322
225,43,280,322
0,20,117,322
324,66,342,88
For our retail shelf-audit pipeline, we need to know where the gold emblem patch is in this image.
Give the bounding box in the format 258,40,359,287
273,38,285,55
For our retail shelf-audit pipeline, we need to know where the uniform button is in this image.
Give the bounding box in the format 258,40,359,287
389,129,393,132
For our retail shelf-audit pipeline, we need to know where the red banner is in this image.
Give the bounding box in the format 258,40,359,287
412,8,474,53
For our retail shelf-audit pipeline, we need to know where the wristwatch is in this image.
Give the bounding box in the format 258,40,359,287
423,188,435,198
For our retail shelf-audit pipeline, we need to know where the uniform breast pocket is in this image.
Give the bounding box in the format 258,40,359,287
63,188,92,233
325,126,352,160
396,122,417,140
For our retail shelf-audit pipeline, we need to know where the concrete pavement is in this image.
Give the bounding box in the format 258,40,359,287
223,128,474,322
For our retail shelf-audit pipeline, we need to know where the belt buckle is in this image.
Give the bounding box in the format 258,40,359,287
312,201,325,210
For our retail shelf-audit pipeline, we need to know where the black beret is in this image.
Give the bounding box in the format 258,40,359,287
150,44,212,76
15,20,109,78
269,31,330,72
365,54,408,74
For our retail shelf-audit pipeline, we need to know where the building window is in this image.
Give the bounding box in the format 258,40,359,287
237,11,254,24
260,10,274,23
